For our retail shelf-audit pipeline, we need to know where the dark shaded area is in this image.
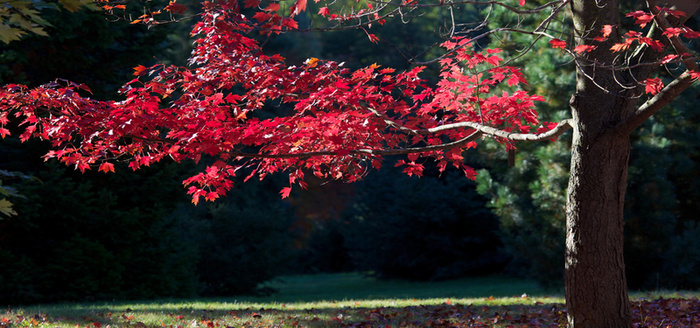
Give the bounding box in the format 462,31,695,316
342,163,505,280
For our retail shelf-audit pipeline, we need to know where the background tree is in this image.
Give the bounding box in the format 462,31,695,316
1,0,699,327
0,0,95,43
341,162,505,281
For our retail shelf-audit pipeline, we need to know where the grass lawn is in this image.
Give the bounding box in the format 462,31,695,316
2,273,698,327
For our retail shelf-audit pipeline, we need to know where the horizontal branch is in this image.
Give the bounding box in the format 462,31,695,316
421,118,574,141
225,119,573,160
368,0,565,15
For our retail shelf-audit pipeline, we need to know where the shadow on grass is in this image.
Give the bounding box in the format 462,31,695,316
254,273,560,303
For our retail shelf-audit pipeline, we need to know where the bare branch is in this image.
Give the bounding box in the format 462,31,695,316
412,0,569,66
420,118,574,140
220,118,574,160
368,0,565,15
364,104,573,142
619,73,696,134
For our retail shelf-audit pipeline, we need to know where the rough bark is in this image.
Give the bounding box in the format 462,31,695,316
565,118,633,328
565,0,636,326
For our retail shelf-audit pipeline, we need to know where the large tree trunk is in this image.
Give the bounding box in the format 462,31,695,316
565,0,638,326
565,117,633,328
564,0,698,324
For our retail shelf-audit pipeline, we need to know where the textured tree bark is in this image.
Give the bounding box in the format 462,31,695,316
565,118,633,328
566,1,636,326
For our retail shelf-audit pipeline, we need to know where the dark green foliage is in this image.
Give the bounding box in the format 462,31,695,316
0,159,296,304
299,222,355,274
662,222,700,288
166,177,296,297
0,1,203,305
475,140,570,287
470,3,574,287
0,0,189,99
623,84,700,290
473,3,700,290
340,163,505,281
0,160,200,304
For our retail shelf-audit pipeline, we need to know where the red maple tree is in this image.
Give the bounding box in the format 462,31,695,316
1,0,699,326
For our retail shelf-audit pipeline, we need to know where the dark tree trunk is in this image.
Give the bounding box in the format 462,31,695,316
560,0,695,324
565,1,637,326
565,119,633,328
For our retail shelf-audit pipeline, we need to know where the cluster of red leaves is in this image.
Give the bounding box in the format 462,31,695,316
1,298,698,327
547,6,700,97
0,0,551,203
549,6,699,54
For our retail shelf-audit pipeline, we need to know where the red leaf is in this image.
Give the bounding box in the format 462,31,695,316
164,1,187,15
573,44,596,53
0,127,10,139
601,24,614,37
98,162,115,173
626,11,655,27
643,77,664,95
289,0,307,17
688,70,700,80
610,43,629,52
225,94,241,103
282,18,299,30
77,162,90,173
280,187,292,199
641,38,664,52
367,33,379,43
318,6,329,17
682,30,700,38
334,80,350,90
205,192,219,201
253,11,272,22
660,54,678,64
663,27,683,37
133,65,149,76
661,7,687,18
549,39,567,49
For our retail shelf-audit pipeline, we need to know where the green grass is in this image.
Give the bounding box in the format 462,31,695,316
256,273,557,302
2,273,698,328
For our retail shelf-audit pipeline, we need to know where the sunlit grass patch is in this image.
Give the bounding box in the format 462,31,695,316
2,296,568,328
2,274,698,327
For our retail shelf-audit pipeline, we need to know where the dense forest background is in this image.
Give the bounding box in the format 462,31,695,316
1,0,699,304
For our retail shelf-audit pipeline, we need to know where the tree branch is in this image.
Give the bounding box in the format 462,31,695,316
619,73,696,134
420,118,573,141
226,119,573,160
617,1,699,134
